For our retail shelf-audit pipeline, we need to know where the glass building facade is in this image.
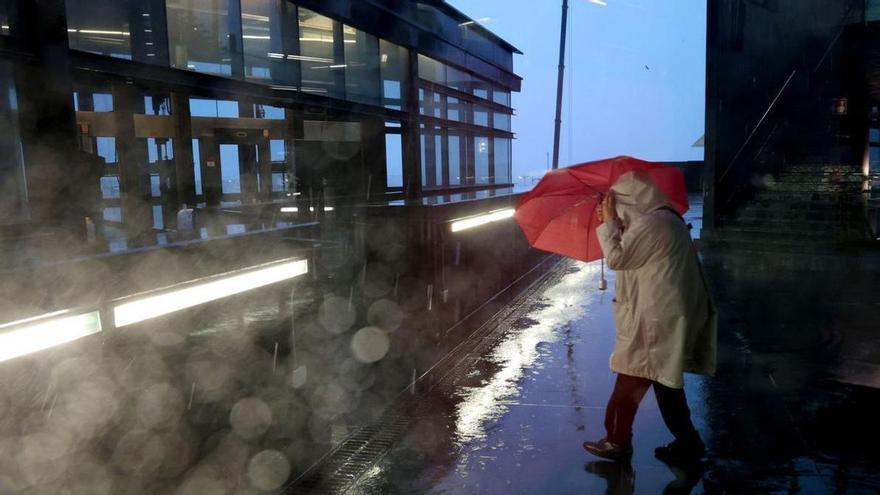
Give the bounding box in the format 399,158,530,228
0,0,520,254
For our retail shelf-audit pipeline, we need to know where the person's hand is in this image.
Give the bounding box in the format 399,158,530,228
596,194,617,223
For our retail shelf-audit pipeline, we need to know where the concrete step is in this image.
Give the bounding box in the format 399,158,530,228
752,190,862,202
719,225,836,240
784,163,861,174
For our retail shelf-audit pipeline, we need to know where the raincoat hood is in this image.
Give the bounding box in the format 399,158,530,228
611,170,670,227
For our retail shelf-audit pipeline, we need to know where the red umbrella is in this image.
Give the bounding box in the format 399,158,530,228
515,156,688,262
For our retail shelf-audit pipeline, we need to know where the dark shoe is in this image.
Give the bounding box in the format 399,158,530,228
654,438,705,463
583,438,633,462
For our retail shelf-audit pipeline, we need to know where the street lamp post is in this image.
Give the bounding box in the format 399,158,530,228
552,0,569,170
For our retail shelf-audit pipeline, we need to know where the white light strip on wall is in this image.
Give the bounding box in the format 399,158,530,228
113,259,308,328
279,207,334,213
450,208,515,233
0,311,103,363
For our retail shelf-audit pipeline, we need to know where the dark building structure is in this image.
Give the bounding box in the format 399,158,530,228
703,0,880,244
0,0,520,249
0,1,546,491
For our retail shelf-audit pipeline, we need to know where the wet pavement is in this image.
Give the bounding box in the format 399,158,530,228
330,253,880,494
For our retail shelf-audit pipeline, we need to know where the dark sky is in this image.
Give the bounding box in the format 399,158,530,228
449,0,707,180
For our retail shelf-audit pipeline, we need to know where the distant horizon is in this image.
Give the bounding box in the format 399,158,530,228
449,0,707,184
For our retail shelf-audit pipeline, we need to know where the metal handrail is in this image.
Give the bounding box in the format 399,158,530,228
717,68,798,183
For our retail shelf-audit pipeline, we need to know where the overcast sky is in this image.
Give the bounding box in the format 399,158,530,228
448,0,707,180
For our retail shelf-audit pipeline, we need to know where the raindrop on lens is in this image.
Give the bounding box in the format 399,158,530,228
367,299,404,331
229,397,273,439
247,449,291,491
350,327,390,363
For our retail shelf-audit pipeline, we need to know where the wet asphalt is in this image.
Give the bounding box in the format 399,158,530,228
343,252,880,494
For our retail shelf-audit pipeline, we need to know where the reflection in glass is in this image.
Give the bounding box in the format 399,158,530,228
192,139,203,196
494,137,511,184
380,40,408,110
242,0,282,81
96,137,117,163
66,0,132,59
190,98,239,117
475,136,490,185
167,0,234,76
474,106,489,127
435,133,443,187
0,5,9,36
270,140,285,162
447,66,471,92
494,112,511,131
144,95,171,116
448,97,460,122
493,90,511,107
299,8,340,97
100,176,120,199
449,134,461,186
344,25,380,105
220,144,241,194
418,55,446,85
386,133,403,188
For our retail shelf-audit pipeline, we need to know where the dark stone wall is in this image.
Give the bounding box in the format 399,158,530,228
704,0,863,227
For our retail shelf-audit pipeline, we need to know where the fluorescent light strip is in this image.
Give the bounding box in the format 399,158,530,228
0,311,102,363
243,35,271,40
76,30,131,36
113,259,308,327
279,207,334,213
450,208,515,233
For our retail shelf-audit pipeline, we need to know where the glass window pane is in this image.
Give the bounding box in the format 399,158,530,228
344,25,380,105
380,39,408,110
449,134,461,186
271,172,286,192
220,143,241,194
242,0,282,81
101,176,120,199
448,97,460,122
193,138,203,196
144,95,172,115
475,136,490,185
493,90,511,107
494,137,511,184
870,129,880,143
152,205,164,230
93,93,114,112
472,77,490,100
299,8,341,97
151,174,161,197
255,104,284,119
386,133,403,188
493,112,511,131
447,66,471,92
270,139,285,161
167,0,234,76
420,133,427,187
66,0,132,60
189,98,239,117
418,55,446,85
96,137,117,163
474,106,489,127
435,133,443,186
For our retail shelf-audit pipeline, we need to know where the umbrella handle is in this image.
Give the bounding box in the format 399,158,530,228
599,258,608,291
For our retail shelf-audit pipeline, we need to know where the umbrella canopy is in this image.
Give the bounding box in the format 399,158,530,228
515,156,688,262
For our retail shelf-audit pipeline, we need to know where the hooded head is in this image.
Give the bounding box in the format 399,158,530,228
610,170,669,227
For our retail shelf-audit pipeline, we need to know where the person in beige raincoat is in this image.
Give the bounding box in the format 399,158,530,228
583,170,717,463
